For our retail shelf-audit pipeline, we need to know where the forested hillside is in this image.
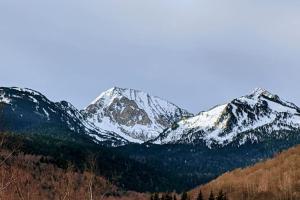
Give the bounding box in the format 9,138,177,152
0,133,150,200
0,131,177,193
189,144,300,200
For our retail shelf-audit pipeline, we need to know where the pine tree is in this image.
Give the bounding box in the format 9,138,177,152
150,194,154,200
216,190,225,200
208,191,215,200
173,194,177,200
153,193,159,200
181,192,189,200
165,193,173,200
223,192,228,200
194,190,202,200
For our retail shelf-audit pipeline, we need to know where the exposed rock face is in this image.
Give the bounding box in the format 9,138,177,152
83,87,192,143
107,97,151,126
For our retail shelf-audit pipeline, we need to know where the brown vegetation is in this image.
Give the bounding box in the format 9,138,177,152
189,145,300,200
0,137,148,200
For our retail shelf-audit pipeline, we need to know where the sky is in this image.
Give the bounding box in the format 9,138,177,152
0,0,300,113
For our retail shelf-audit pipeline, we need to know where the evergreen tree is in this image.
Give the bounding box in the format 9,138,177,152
216,190,225,200
196,190,203,200
150,194,154,200
208,191,215,200
153,193,159,200
223,192,228,200
181,192,189,200
165,193,173,200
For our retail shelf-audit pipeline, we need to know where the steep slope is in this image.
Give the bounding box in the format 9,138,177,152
156,88,300,147
0,87,125,146
189,144,300,200
83,87,192,143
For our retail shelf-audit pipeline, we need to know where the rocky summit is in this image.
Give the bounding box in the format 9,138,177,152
82,87,192,143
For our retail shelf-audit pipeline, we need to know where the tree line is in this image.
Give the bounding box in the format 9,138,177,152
150,190,228,200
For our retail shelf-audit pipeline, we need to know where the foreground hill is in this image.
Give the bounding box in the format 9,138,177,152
0,133,148,200
0,131,178,193
189,144,300,200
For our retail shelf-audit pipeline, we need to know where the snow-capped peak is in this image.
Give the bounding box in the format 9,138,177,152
251,87,273,97
83,87,192,143
243,88,299,112
155,88,300,148
90,86,175,107
90,87,118,105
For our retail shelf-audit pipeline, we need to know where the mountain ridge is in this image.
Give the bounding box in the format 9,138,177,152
154,88,300,148
0,86,126,146
1,86,300,149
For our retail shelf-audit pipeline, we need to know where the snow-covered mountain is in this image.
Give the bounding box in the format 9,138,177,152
0,87,126,146
155,88,300,147
82,87,192,143
2,86,300,148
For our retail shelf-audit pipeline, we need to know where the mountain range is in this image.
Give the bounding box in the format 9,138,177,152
2,86,299,148
1,86,300,192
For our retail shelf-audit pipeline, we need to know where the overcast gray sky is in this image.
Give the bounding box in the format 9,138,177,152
0,0,300,113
